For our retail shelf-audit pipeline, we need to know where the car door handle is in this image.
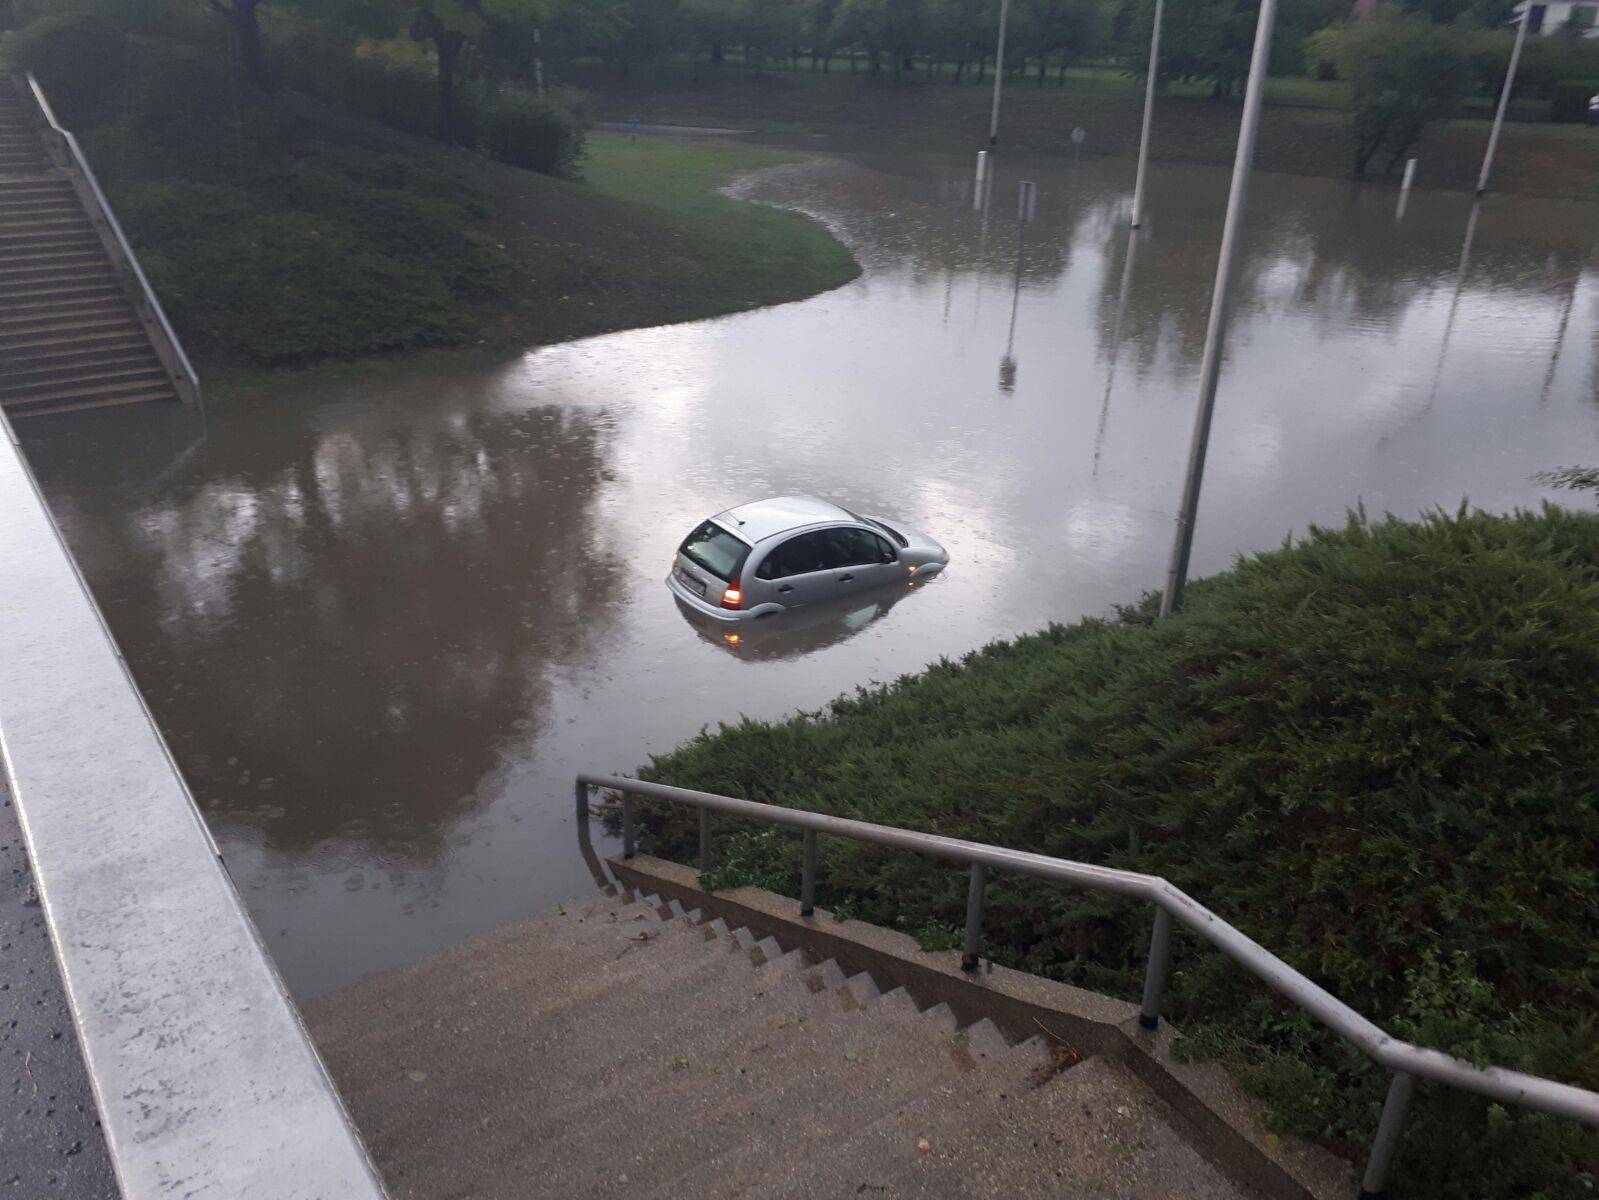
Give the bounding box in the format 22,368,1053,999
777,584,794,593
838,573,855,582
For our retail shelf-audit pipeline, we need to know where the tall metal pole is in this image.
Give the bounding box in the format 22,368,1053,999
1158,0,1279,620
988,0,1012,147
1130,0,1165,229
1476,2,1530,196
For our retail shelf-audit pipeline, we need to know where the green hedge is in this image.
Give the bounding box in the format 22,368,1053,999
480,90,584,177
11,10,130,126
634,506,1599,1200
1551,79,1599,122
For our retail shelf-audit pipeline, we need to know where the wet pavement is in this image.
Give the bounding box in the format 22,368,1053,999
1,779,116,1198
17,152,1598,998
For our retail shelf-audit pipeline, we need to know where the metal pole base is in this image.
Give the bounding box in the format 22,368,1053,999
1138,1013,1159,1031
960,954,980,973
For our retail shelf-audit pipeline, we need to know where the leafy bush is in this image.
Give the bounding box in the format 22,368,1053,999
1466,30,1599,100
634,506,1599,1199
12,11,129,126
1551,79,1599,122
480,89,585,177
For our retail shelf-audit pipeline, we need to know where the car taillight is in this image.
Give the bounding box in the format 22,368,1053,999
720,584,742,610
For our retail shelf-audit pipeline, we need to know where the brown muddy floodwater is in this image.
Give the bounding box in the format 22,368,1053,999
19,153,1599,998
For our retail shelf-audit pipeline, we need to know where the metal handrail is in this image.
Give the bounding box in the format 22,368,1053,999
23,74,201,408
577,772,1599,1199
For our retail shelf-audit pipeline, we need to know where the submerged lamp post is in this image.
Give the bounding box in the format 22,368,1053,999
1129,0,1165,228
988,0,1012,146
1158,0,1279,619
1476,1,1531,196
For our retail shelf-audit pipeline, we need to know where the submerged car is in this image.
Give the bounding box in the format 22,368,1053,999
667,496,949,623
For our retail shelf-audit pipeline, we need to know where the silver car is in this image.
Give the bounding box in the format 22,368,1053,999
666,496,949,623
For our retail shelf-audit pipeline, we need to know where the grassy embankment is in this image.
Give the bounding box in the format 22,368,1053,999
21,71,850,395
580,63,1599,201
632,505,1599,1200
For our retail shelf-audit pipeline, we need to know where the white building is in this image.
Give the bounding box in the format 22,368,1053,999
1514,0,1599,35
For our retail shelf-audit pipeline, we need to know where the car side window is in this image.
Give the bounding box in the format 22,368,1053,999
765,531,839,579
827,527,896,567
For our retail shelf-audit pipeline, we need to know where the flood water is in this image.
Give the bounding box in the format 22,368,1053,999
21,153,1598,998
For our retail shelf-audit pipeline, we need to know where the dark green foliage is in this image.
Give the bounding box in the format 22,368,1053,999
480,90,586,177
1466,30,1599,100
120,184,479,362
636,506,1599,1199
27,22,517,366
1311,16,1471,176
11,10,131,126
1551,80,1599,122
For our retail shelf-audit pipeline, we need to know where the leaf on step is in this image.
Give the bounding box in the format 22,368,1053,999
671,1056,690,1070
407,1070,427,1083
916,1139,931,1153
844,1050,860,1063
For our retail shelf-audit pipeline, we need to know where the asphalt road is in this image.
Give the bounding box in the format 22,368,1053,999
2,778,115,1197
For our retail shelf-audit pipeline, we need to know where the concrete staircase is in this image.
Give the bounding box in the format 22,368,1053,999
0,83,184,419
308,888,1249,1199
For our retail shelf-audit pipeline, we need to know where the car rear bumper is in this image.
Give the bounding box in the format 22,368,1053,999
665,572,745,623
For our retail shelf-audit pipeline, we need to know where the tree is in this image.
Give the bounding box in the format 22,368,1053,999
1119,0,1325,98
208,0,270,89
404,0,551,142
1310,14,1469,176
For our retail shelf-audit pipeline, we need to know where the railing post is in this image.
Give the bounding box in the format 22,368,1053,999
621,791,635,859
800,829,817,917
1139,905,1173,1030
698,806,712,871
574,779,588,820
1359,1071,1416,1200
962,862,986,972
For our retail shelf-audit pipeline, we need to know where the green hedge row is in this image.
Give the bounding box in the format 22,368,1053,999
634,506,1599,1200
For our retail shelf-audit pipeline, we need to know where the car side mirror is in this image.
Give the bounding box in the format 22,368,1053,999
881,550,898,564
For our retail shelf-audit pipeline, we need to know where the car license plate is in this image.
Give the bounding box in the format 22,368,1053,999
677,567,706,597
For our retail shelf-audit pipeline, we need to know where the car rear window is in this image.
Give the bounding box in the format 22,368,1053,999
680,520,749,582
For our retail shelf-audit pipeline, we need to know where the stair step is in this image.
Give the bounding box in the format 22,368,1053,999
0,218,93,237
0,364,166,398
0,325,146,354
0,290,126,318
0,242,103,265
0,315,140,345
2,354,162,388
3,388,176,420
1,338,153,373
1,374,174,408
0,264,118,287
0,300,130,330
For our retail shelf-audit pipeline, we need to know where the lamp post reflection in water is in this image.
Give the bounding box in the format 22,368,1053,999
1428,200,1482,407
1094,228,1142,475
1001,181,1038,392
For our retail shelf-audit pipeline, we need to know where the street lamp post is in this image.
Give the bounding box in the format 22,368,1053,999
1476,1,1531,196
1158,0,1279,619
989,0,1012,147
1130,0,1165,228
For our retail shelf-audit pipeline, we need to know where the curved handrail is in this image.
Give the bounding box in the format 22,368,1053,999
576,772,1598,1192
23,73,201,407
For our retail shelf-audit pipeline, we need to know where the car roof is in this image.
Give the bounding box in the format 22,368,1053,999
712,495,855,544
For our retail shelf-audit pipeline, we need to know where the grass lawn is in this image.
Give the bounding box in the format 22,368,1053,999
577,62,1595,199
581,135,859,315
